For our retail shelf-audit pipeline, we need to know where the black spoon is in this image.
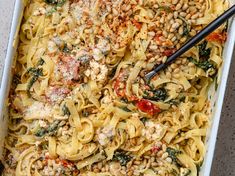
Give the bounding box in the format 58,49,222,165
145,4,235,82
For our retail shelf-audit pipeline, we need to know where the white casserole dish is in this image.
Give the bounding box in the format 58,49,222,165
0,0,234,175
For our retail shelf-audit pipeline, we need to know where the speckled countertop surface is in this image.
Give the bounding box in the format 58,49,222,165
0,1,235,175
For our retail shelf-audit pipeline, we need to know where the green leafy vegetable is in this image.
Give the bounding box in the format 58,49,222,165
109,66,118,79
27,59,45,96
12,74,21,89
179,95,186,102
27,68,43,96
113,150,132,166
198,41,211,59
140,117,148,124
120,107,131,112
35,128,47,137
37,58,45,66
166,147,182,163
121,98,129,103
44,0,66,6
45,0,66,16
48,121,59,134
35,121,59,137
144,87,168,101
187,57,215,72
46,7,57,16
158,6,173,12
179,16,190,37
82,110,90,117
168,99,179,105
62,43,71,53
167,95,186,105
62,104,71,116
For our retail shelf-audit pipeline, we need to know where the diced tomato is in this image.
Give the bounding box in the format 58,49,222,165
114,71,127,97
132,19,142,30
163,48,175,57
206,32,227,43
154,34,162,42
114,79,125,97
128,95,139,101
136,99,161,116
56,158,73,167
61,160,70,167
151,146,161,153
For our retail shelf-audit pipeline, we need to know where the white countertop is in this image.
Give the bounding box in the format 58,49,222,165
0,1,235,175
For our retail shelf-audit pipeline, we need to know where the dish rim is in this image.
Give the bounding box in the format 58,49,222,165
0,1,234,175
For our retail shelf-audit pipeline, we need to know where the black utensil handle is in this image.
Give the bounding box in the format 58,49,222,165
145,4,235,81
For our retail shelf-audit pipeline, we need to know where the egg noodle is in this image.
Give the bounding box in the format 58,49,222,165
1,0,229,175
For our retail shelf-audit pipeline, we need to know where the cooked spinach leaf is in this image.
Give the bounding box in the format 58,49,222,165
35,121,59,137
167,95,186,105
121,98,129,103
37,58,45,66
166,147,182,163
44,0,66,6
62,104,71,116
12,74,21,89
144,87,168,101
109,66,118,79
82,110,90,117
179,16,190,37
62,43,71,53
26,59,45,96
120,107,131,112
198,41,211,59
27,68,43,96
187,57,215,71
140,117,148,124
47,121,60,134
113,150,132,166
35,128,47,137
45,0,66,16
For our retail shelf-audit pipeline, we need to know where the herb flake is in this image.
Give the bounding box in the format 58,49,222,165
113,150,132,166
166,147,182,163
62,104,71,116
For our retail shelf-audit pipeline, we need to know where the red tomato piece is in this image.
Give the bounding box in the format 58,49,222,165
136,99,161,116
163,49,175,57
154,34,162,42
60,159,73,167
151,146,161,153
114,71,127,97
132,19,142,30
114,79,126,97
206,32,227,43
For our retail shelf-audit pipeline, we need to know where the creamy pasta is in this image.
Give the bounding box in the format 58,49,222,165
1,0,229,175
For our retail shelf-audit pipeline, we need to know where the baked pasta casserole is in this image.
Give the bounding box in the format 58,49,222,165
1,0,229,175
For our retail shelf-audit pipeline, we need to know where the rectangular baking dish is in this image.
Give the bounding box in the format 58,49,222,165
0,0,234,175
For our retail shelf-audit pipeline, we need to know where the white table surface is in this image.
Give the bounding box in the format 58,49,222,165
0,1,235,175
